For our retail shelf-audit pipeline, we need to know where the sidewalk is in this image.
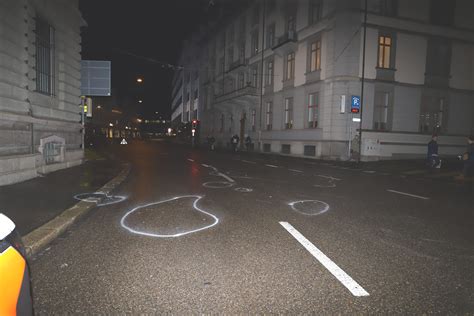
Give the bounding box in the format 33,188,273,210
0,152,123,236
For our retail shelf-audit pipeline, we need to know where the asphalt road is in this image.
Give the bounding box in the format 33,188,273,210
30,141,474,314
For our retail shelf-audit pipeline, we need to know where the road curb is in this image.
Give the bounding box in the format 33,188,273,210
23,163,131,257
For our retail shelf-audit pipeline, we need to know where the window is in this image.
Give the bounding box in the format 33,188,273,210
36,17,55,95
285,52,295,80
425,38,451,77
219,57,225,73
251,31,259,56
252,5,260,25
430,0,454,26
287,13,296,33
239,42,246,61
238,72,245,89
194,89,198,100
185,92,190,102
309,0,323,24
284,97,294,129
308,93,319,128
265,101,273,130
220,114,225,132
373,92,390,131
251,66,258,87
265,60,274,86
378,35,392,69
229,114,234,132
420,96,446,134
227,47,234,68
251,109,256,131
266,24,275,49
310,40,321,72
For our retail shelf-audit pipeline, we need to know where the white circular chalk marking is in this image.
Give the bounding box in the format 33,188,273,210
74,192,127,206
234,187,253,193
120,195,219,238
288,200,330,216
202,181,235,189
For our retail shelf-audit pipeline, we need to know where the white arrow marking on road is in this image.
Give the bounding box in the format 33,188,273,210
387,189,429,200
279,222,370,297
217,172,235,183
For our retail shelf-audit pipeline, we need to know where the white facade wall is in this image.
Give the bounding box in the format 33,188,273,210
173,0,474,160
0,0,84,185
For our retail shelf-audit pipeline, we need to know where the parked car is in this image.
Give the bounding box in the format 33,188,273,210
0,213,33,315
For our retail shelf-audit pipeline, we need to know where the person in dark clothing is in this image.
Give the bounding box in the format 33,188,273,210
245,135,252,151
427,135,440,168
459,135,474,179
231,134,239,152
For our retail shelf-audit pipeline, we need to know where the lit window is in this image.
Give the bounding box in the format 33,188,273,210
286,52,295,80
284,97,293,129
266,101,273,130
265,60,274,86
308,93,319,128
378,35,392,69
310,40,321,72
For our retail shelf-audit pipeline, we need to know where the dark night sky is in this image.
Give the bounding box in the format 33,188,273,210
79,0,212,119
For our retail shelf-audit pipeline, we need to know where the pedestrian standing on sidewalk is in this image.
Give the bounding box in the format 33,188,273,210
245,135,252,151
231,134,239,152
457,135,474,180
427,134,440,169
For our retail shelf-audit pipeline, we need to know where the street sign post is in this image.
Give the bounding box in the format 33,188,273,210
351,95,360,113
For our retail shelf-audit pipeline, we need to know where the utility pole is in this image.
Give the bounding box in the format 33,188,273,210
258,0,266,150
357,0,368,163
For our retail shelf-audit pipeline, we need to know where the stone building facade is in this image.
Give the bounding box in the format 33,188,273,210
173,0,474,160
0,0,85,185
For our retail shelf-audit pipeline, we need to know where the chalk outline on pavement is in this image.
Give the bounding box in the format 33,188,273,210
74,192,127,206
279,222,370,297
120,195,218,238
288,200,330,216
202,181,235,189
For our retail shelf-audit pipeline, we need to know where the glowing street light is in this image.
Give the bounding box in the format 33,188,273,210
138,100,143,103
136,78,143,83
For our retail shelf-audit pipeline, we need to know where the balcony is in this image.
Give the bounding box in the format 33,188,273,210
214,84,259,107
227,58,247,73
272,30,298,56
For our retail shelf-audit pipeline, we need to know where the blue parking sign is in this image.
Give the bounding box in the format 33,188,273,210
351,95,360,113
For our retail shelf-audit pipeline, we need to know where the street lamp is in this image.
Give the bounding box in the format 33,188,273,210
138,100,143,104
136,78,143,83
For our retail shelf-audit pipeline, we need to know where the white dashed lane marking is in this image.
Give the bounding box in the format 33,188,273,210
317,175,341,181
280,222,370,297
241,160,257,164
265,164,279,168
387,189,429,200
288,169,303,173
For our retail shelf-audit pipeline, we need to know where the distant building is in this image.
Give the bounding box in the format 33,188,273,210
171,0,474,160
0,0,85,185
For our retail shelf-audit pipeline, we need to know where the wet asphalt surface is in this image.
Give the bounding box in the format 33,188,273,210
30,141,473,314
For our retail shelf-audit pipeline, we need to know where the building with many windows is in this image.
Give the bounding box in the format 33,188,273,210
172,0,474,160
0,0,85,185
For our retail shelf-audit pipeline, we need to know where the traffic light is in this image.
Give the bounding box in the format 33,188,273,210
191,119,199,128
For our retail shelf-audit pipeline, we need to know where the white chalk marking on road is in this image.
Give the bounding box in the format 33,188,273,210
202,181,235,189
121,195,219,238
234,187,253,193
279,222,370,297
241,160,257,164
363,170,376,174
265,164,279,168
313,182,336,188
317,175,341,181
201,163,210,167
387,189,429,200
289,169,303,173
187,158,194,162
288,200,330,216
74,192,127,206
217,172,235,183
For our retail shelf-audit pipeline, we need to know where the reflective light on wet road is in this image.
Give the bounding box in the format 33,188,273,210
280,222,370,297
